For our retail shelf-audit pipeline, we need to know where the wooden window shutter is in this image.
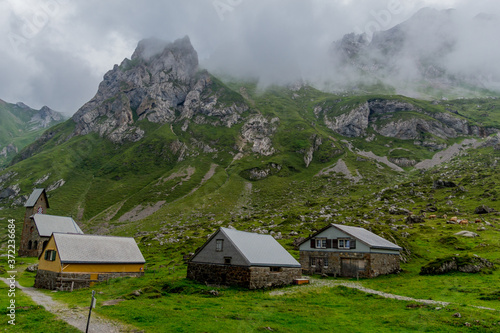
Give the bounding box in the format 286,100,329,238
326,239,332,248
310,239,316,248
332,239,338,249
350,240,356,249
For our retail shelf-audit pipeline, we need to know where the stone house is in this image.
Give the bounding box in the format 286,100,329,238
35,233,145,291
18,189,84,257
298,224,402,278
187,227,301,289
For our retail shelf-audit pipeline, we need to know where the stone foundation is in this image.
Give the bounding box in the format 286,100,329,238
300,251,400,278
187,262,301,289
34,269,144,291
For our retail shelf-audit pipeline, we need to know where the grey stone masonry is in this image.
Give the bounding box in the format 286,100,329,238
187,262,301,289
34,269,144,291
300,251,400,278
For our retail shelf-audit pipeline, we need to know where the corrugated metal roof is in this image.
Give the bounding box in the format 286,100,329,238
221,227,300,267
332,224,402,250
25,188,47,208
53,233,145,264
33,214,83,237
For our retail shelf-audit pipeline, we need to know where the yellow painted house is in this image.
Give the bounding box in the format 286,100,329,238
35,233,145,290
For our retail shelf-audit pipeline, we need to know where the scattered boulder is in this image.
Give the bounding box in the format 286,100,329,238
455,231,479,238
102,299,125,306
25,264,38,272
420,255,494,275
406,215,425,224
474,205,495,214
389,206,411,215
433,180,457,189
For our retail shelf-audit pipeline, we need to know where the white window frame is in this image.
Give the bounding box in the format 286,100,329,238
338,239,351,249
315,238,327,249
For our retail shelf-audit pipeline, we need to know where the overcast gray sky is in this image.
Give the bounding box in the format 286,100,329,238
0,0,498,115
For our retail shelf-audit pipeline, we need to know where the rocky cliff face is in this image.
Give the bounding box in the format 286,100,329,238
320,99,496,141
72,36,248,143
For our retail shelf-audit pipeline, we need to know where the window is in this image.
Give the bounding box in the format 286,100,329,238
28,240,32,250
33,241,38,250
216,239,223,252
323,258,329,267
338,239,354,249
310,257,317,266
315,239,327,249
270,267,282,273
224,257,232,264
44,250,57,261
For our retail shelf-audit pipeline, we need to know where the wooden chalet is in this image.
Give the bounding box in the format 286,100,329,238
35,233,145,291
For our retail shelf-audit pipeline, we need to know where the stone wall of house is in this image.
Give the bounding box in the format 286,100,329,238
187,262,252,288
300,251,400,278
369,253,400,277
249,267,302,289
34,269,144,291
187,263,301,289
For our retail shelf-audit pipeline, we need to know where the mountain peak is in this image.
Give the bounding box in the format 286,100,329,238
71,36,246,143
131,35,194,61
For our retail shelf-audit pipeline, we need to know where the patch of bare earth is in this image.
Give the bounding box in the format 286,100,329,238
187,163,218,196
317,159,363,182
118,201,166,222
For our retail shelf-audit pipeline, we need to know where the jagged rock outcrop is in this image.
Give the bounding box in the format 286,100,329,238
72,36,248,143
420,255,494,275
389,158,416,168
323,98,492,141
304,134,323,167
0,144,18,157
324,102,370,137
240,163,282,180
241,116,278,156
481,133,500,150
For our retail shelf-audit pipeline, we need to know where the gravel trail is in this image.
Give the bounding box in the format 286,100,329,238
1,278,138,332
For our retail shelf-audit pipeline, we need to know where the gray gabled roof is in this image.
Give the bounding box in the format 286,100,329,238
332,224,402,251
25,188,49,208
32,214,83,237
221,227,301,267
52,233,145,264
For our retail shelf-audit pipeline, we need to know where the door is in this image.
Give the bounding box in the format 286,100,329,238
341,259,366,277
315,258,324,273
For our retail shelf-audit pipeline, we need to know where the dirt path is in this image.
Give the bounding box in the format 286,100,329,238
270,279,498,311
1,278,137,332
